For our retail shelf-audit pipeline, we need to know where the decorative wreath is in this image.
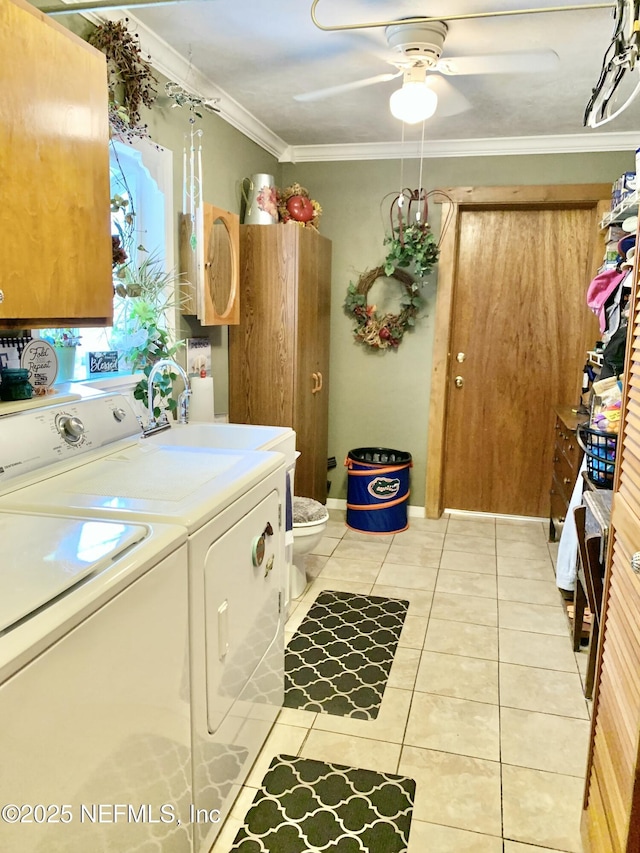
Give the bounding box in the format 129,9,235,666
344,266,423,350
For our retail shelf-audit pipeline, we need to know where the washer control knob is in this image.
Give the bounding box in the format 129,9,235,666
57,415,85,443
113,407,127,422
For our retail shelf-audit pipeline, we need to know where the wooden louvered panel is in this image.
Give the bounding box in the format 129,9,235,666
587,769,617,853
586,493,640,852
597,628,638,758
592,730,627,852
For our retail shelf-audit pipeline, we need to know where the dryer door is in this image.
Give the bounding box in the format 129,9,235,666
203,487,283,734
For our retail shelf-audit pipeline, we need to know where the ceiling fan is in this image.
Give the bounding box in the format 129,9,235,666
294,19,560,122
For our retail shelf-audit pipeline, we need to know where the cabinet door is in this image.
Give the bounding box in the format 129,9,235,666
293,229,331,502
0,0,112,329
230,226,296,425
180,205,240,325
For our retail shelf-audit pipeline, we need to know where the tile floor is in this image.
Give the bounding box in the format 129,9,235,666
213,511,591,853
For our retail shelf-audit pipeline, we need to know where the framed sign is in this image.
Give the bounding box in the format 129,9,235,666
20,340,57,389
88,351,119,374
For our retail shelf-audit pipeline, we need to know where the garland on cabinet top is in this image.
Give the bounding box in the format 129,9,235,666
87,21,158,141
344,188,440,351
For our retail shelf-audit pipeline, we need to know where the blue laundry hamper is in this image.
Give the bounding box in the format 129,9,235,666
345,447,412,534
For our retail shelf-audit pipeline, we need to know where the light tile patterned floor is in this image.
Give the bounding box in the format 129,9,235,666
212,511,589,853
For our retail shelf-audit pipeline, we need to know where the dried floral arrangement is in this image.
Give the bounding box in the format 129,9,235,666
277,183,322,229
88,20,157,140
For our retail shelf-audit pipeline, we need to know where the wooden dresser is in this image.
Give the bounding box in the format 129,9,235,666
549,405,586,542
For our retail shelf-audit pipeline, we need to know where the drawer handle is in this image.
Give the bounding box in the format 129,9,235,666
632,553,640,574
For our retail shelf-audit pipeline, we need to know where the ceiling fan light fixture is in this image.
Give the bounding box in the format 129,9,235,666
389,81,438,123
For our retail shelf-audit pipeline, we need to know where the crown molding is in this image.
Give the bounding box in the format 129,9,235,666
79,8,636,165
82,8,290,160
279,131,640,163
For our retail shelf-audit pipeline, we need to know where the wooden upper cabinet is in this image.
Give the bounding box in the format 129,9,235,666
180,204,240,325
0,0,112,329
229,224,332,502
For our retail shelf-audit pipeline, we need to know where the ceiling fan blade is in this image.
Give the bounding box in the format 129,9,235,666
425,76,472,117
294,71,401,102
437,50,559,76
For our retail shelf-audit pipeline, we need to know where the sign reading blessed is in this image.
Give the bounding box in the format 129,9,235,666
88,351,119,374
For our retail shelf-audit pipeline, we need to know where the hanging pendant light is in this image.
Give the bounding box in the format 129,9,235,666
389,66,438,124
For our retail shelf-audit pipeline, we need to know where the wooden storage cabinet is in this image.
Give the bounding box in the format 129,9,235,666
0,0,112,329
229,225,331,503
549,405,585,541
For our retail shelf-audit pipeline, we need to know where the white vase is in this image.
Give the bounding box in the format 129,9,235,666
54,347,76,383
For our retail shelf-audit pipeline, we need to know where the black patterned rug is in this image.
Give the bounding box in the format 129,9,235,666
229,755,415,852
284,591,409,719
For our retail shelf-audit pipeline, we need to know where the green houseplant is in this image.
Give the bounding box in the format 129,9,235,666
112,256,186,418
41,328,81,382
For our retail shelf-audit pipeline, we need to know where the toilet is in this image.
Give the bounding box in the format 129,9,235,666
290,497,329,599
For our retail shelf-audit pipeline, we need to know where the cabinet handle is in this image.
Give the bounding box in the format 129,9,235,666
568,444,574,451
0,289,4,304
563,477,571,485
632,553,640,574
311,372,319,394
559,516,566,523
317,371,323,392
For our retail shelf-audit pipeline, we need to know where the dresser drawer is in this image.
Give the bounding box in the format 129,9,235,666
554,444,578,496
559,427,584,473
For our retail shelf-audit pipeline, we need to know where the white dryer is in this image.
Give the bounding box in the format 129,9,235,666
0,511,191,853
0,393,287,853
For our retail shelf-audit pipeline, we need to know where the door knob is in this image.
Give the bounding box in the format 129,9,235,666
454,376,464,388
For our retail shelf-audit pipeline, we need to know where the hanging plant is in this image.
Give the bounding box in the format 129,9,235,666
344,266,422,350
383,223,439,279
88,20,157,140
383,188,439,280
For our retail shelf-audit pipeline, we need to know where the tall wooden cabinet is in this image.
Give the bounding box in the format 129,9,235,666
582,215,640,851
229,224,332,503
0,0,112,330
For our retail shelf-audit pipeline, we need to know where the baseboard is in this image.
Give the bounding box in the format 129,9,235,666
445,508,548,523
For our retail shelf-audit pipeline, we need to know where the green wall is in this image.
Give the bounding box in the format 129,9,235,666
282,152,633,507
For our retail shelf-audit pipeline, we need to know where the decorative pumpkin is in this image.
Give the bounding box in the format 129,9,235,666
278,182,322,229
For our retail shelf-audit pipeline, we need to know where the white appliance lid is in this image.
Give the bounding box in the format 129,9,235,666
0,514,146,633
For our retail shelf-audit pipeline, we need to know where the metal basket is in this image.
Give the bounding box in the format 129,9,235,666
576,423,618,489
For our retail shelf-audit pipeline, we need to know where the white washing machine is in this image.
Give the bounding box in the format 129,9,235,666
0,510,192,853
0,393,288,853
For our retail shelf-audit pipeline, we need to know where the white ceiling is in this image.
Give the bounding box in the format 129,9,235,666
80,0,640,159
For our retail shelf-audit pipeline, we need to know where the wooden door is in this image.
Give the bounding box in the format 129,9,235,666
0,0,112,329
583,257,640,852
427,186,608,518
